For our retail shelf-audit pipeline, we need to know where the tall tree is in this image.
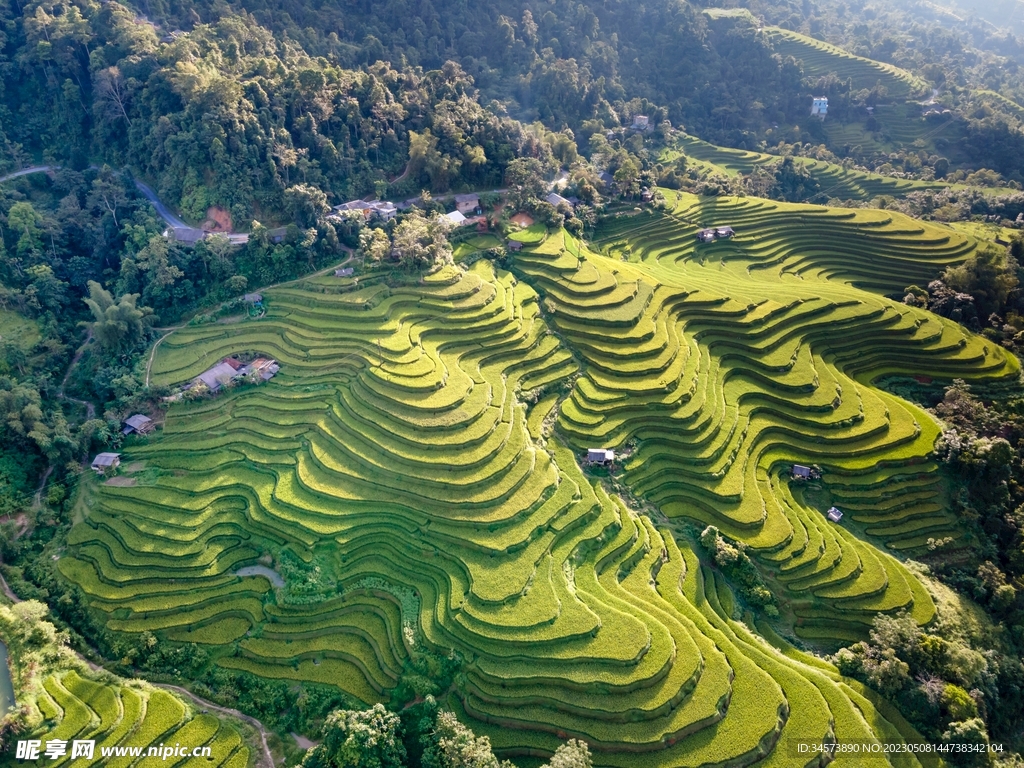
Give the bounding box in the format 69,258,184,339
421,710,513,768
297,705,406,768
83,281,154,355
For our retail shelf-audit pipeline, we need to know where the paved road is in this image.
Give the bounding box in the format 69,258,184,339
133,179,188,228
0,166,210,242
0,166,55,183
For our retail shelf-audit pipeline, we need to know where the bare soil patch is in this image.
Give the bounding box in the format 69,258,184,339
203,206,233,232
104,476,137,487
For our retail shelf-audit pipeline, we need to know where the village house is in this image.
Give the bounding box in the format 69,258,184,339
244,293,263,304
91,452,121,474
811,97,828,119
242,358,280,382
335,267,355,277
454,193,481,215
445,210,469,226
170,226,205,245
640,188,653,202
122,414,154,436
631,115,650,131
588,448,615,465
826,507,843,523
792,464,812,480
195,359,243,392
697,227,736,243
507,239,523,252
546,192,572,209
333,200,398,221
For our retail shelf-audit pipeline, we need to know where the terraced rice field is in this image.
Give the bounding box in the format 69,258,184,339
672,135,945,199
765,28,929,98
60,195,1017,765
21,670,250,767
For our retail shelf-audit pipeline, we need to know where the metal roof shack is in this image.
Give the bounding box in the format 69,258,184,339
122,414,154,435
335,267,355,277
170,227,205,245
546,192,572,208
244,293,263,304
792,464,811,479
696,229,716,243
507,240,523,252
826,507,843,523
588,448,615,464
445,210,468,226
715,226,735,238
91,452,121,473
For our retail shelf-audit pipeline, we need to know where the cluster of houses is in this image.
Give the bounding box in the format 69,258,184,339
90,414,155,474
695,226,735,243
445,193,486,228
333,199,399,221
191,356,280,394
790,464,843,523
332,193,489,230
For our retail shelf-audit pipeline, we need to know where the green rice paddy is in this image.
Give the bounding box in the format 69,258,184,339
671,134,947,200
765,28,930,98
60,193,1016,765
23,670,250,768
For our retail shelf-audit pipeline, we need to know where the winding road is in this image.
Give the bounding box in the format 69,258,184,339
0,166,207,242
0,166,56,183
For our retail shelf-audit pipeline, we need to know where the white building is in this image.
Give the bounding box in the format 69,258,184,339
588,448,615,464
811,97,828,119
445,210,468,226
